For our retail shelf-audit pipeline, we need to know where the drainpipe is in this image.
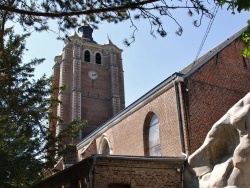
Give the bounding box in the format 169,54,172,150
174,78,186,188
181,165,185,188
173,76,186,155
88,155,98,188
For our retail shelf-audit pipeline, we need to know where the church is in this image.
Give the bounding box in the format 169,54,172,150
38,25,250,187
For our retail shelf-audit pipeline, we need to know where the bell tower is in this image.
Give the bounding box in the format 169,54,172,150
52,24,125,140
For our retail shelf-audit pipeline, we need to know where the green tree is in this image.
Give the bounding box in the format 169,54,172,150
241,20,250,57
0,26,85,187
0,27,52,186
218,0,250,57
219,0,250,13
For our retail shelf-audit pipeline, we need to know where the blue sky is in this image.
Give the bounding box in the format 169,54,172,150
16,6,250,106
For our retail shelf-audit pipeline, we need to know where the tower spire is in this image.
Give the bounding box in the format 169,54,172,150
78,23,95,42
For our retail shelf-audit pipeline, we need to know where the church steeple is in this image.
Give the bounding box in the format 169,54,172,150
51,25,125,168
52,25,125,139
78,24,95,42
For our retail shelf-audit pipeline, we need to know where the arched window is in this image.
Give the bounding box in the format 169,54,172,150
98,136,111,155
146,114,161,156
102,141,110,155
95,53,102,64
84,50,90,62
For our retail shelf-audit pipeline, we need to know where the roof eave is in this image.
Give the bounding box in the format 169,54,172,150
182,26,247,79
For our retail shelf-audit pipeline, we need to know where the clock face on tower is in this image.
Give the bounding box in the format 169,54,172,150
88,70,98,80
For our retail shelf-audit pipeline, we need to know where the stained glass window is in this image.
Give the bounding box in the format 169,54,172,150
148,114,161,156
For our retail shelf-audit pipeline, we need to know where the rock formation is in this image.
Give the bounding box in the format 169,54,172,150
185,92,250,188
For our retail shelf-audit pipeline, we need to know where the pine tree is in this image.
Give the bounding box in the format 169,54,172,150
0,27,57,187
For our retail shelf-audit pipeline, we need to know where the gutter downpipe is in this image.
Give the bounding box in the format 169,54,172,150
173,76,186,188
88,155,98,188
173,76,186,155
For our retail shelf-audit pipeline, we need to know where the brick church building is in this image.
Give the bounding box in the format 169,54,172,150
39,25,250,187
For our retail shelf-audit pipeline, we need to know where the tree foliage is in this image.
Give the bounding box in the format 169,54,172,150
241,20,250,57
219,0,250,57
219,0,250,12
0,26,85,187
0,27,51,186
0,1,249,45
0,0,225,46
0,0,249,49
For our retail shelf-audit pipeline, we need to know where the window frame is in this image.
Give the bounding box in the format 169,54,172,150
95,52,102,65
144,113,161,156
98,135,112,155
84,50,91,62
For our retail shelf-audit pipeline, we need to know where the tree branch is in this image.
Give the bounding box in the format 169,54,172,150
0,0,160,18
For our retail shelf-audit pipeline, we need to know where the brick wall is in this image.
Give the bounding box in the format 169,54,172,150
95,86,183,157
93,156,184,188
184,39,250,153
78,141,97,161
77,37,250,160
37,155,185,188
50,37,125,135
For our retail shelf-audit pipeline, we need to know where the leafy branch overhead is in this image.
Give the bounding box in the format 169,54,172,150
0,1,219,44
0,0,249,45
219,0,250,12
241,20,250,57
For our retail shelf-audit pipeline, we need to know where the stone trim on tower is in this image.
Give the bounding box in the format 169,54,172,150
59,61,66,87
73,45,80,59
72,59,81,90
58,56,66,120
110,52,121,115
72,44,82,121
72,91,81,120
